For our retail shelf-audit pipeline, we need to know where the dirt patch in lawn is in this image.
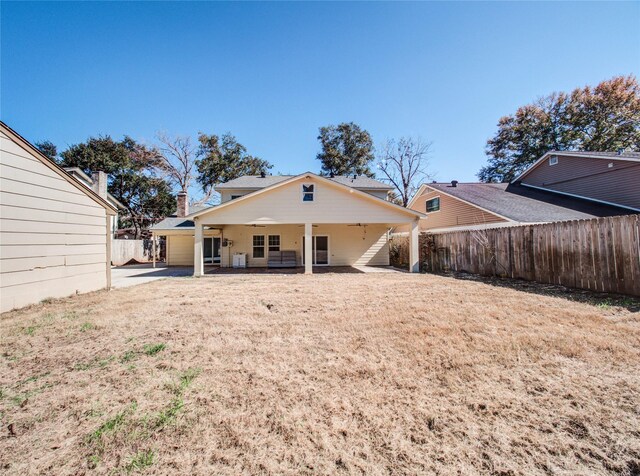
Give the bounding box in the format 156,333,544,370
1,273,639,475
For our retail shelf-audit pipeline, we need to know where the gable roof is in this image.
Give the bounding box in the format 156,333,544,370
0,121,117,215
216,174,393,190
513,150,640,183
423,182,630,223
190,172,421,222
151,173,418,231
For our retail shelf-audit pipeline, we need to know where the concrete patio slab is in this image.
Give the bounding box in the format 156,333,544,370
110,264,192,288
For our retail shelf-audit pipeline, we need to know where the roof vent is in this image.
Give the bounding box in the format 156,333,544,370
617,148,625,155
330,172,335,178
260,171,266,178
451,180,458,187
353,174,357,180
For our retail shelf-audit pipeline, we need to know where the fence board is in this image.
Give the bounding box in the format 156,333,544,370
414,214,640,297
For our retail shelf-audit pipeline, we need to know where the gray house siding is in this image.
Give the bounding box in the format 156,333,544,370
521,154,640,210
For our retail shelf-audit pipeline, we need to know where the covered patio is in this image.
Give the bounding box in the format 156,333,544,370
191,220,420,276
152,172,424,275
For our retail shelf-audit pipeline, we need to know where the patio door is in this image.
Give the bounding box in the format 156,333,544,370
302,235,329,266
204,237,221,264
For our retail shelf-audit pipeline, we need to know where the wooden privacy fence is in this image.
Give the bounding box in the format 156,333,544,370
391,214,640,296
431,215,640,296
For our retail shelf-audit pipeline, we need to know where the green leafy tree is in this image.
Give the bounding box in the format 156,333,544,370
35,140,58,162
479,75,640,182
196,133,272,200
59,136,175,237
316,122,375,177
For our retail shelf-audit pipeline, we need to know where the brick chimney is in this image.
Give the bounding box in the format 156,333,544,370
91,171,108,199
176,191,189,217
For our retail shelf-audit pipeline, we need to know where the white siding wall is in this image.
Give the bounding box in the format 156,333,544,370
0,131,109,313
220,186,389,204
219,189,253,203
201,176,412,225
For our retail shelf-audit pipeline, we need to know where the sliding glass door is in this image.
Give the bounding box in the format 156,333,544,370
203,237,221,264
302,235,329,265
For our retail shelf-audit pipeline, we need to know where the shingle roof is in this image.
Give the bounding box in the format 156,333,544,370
549,150,640,160
150,217,196,230
426,182,630,223
150,205,212,231
328,175,393,189
216,174,392,190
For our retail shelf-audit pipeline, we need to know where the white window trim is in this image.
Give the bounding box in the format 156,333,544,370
302,183,315,202
252,234,266,259
268,234,281,252
425,196,441,214
549,156,558,166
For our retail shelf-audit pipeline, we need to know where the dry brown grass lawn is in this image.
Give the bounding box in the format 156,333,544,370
1,272,639,475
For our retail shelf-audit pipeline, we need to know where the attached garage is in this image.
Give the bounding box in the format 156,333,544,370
0,122,117,313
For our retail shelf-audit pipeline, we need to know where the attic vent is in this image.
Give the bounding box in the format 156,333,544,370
451,180,458,187
549,156,558,166
260,171,266,178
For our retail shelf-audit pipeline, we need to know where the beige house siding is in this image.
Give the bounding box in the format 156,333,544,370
167,235,195,266
220,187,388,204
521,154,640,210
201,176,411,225
220,189,254,203
164,223,390,268
400,187,507,232
0,128,111,313
362,190,389,200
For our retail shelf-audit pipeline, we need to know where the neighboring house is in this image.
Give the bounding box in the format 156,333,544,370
64,167,125,238
0,122,117,313
151,173,423,273
512,151,640,212
403,180,631,234
402,150,638,234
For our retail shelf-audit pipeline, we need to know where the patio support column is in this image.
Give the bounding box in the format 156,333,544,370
409,219,420,273
194,218,204,277
152,233,156,268
304,222,313,274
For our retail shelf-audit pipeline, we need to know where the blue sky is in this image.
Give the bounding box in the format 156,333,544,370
2,1,639,187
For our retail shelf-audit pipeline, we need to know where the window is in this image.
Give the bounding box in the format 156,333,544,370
426,197,440,213
268,235,280,252
302,184,314,201
252,235,265,258
549,156,558,166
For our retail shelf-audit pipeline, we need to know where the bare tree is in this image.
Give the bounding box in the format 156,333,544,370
154,133,196,192
154,132,213,205
377,137,432,207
